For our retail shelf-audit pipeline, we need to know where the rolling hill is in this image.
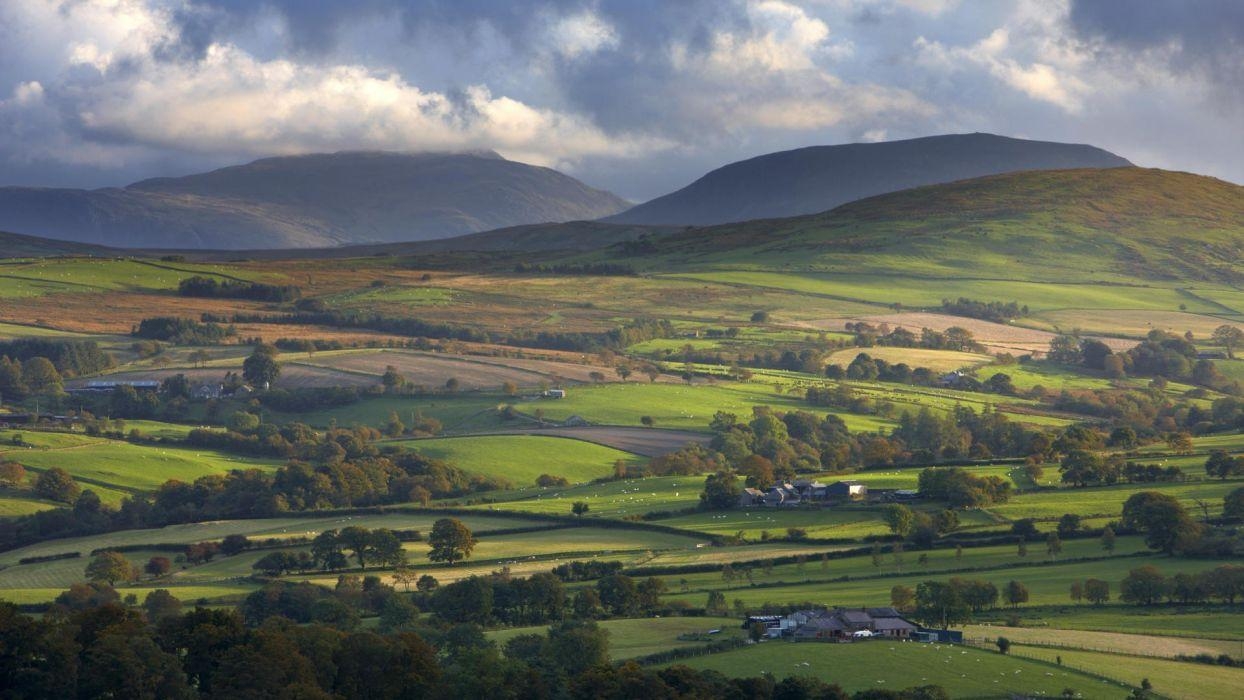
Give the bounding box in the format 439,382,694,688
0,151,629,249
606,132,1131,226
618,167,1244,284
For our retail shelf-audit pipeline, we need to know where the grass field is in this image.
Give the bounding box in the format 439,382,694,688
668,640,1127,698
1011,646,1244,700
661,554,1226,610
490,616,743,660
465,475,703,518
826,347,993,373
0,430,280,497
393,434,645,485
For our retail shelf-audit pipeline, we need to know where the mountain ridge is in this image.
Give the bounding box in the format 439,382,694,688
0,151,629,249
606,133,1132,226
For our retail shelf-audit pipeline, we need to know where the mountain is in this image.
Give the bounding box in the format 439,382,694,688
0,230,119,258
628,167,1244,284
0,151,629,249
605,133,1132,226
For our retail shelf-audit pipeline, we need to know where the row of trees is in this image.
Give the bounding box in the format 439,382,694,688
0,596,947,699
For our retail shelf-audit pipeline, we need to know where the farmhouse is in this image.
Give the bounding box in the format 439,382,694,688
761,607,920,641
763,482,801,507
739,488,766,506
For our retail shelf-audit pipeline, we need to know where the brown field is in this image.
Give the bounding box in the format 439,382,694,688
64,364,376,390
302,349,678,389
1022,309,1244,339
964,625,1242,660
813,312,1134,355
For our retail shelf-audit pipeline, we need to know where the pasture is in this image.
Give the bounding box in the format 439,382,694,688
667,640,1125,698
1011,646,1244,700
489,616,743,660
394,434,644,485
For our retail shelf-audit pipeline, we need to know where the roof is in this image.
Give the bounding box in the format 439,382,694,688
835,610,872,625
874,618,918,631
867,607,903,618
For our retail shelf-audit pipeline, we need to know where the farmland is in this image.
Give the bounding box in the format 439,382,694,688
1,177,1244,698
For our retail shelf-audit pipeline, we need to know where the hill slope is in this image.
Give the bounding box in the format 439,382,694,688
625,167,1244,285
606,133,1131,226
0,152,629,249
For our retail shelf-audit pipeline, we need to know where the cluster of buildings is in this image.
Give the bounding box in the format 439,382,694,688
739,479,868,507
745,607,961,644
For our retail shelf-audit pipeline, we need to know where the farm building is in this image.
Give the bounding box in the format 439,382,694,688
827,480,868,500
543,389,566,399
68,380,161,394
780,607,919,641
739,488,766,506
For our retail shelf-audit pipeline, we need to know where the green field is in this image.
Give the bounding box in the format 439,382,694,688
668,640,1127,698
490,616,743,660
1012,646,1244,700
394,434,644,485
662,554,1225,610
0,430,280,499
465,475,703,518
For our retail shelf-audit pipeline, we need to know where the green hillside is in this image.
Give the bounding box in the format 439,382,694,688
631,168,1244,285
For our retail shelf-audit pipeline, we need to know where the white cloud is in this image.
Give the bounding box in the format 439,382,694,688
914,27,1090,112
547,10,619,59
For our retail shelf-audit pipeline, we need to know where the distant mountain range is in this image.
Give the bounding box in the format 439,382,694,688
605,133,1131,226
0,151,629,249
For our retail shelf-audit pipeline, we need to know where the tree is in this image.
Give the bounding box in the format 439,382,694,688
571,501,590,517
1205,450,1242,480
996,637,1011,655
1069,580,1084,604
1121,565,1168,605
1225,487,1244,520
699,470,741,510
339,526,374,570
21,357,62,395
381,365,406,392
882,504,915,537
0,460,26,487
1101,526,1117,552
220,534,251,556
188,349,212,368
1122,491,1202,554
144,557,172,578
384,411,406,438
143,589,182,623
86,551,136,585
428,518,476,565
242,345,280,388
890,584,915,612
1004,580,1029,608
1046,533,1062,560
444,377,460,392
368,529,406,569
1212,324,1244,359
1084,578,1110,605
416,574,439,592
914,581,970,628
640,415,655,427
34,467,80,503
1056,513,1082,538
1047,335,1082,365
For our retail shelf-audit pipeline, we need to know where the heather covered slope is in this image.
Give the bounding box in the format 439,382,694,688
606,132,1131,226
0,151,629,249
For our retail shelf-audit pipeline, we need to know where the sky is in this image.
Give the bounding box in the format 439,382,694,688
0,0,1240,202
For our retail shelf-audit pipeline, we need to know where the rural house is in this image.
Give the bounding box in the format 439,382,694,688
779,607,919,641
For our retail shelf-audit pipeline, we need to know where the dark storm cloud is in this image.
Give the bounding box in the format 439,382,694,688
1069,0,1244,103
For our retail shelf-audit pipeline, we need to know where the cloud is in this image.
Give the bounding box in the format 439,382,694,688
1068,0,1244,108
914,27,1090,112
